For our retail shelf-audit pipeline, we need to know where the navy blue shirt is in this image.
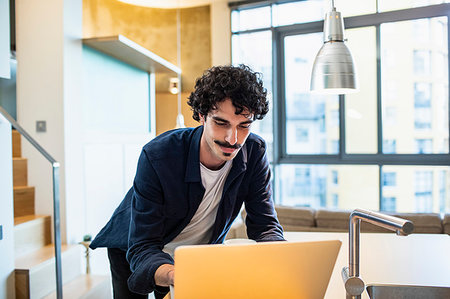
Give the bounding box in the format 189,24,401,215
90,126,284,294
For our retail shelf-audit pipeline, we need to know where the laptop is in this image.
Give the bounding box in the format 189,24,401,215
170,240,341,299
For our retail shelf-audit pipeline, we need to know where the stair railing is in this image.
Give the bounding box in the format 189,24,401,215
0,106,63,299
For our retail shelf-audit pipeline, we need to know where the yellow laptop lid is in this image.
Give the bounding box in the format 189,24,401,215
173,240,341,299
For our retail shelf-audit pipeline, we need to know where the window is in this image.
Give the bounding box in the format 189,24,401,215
231,6,270,32
381,197,396,212
415,139,433,153
331,170,338,185
415,171,433,212
278,165,326,207
384,107,397,125
439,171,447,213
284,33,338,155
383,172,396,187
330,110,339,127
231,1,450,213
296,127,309,142
379,0,449,12
414,107,432,129
413,50,431,75
331,140,339,153
414,83,432,108
331,194,339,208
383,139,397,154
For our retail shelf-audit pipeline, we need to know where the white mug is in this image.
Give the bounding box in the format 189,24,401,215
223,238,256,245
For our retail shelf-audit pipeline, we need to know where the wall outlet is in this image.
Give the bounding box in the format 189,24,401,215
36,120,46,132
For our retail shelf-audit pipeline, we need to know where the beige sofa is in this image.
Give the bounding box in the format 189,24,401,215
226,205,450,239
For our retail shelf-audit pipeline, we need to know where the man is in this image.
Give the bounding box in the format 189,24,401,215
90,65,284,299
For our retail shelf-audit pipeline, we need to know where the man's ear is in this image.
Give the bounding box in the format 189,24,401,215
199,114,205,125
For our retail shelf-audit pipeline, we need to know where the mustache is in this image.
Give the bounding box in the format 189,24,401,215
214,140,242,149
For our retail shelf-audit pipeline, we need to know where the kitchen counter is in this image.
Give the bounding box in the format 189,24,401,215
284,232,450,299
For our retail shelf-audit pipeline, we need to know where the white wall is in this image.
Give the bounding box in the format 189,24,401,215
16,0,69,242
0,114,15,299
62,0,85,247
0,0,10,79
81,46,154,274
16,0,87,247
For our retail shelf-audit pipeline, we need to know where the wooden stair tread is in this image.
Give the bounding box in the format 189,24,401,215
15,244,75,269
13,185,34,191
43,275,110,299
12,157,27,161
14,214,49,226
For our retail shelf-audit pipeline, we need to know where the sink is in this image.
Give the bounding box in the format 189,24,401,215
366,284,450,299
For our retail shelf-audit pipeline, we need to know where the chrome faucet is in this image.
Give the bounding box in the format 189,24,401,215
342,208,414,299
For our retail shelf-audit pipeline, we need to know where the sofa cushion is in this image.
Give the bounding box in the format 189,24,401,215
390,213,443,234
315,209,350,232
244,206,444,234
241,205,315,232
274,205,315,230
444,214,450,235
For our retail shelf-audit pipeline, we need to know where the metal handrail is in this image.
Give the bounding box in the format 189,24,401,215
0,106,63,299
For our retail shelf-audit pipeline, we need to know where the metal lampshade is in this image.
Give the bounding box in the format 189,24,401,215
310,6,358,94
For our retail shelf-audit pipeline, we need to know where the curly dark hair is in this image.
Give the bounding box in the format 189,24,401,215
187,65,269,121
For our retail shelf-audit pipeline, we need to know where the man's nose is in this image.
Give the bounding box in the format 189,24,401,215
224,127,238,145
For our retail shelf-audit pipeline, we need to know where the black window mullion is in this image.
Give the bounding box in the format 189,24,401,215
280,153,450,165
379,165,383,210
376,24,382,155
275,29,287,162
345,3,450,28
339,95,346,158
448,13,450,154
377,23,383,209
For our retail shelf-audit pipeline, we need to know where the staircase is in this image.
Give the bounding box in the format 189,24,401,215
12,130,111,299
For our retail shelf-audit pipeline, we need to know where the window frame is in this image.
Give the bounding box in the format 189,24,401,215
230,2,450,208
273,3,450,166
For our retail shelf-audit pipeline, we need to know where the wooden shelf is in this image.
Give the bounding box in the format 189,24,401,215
83,35,181,75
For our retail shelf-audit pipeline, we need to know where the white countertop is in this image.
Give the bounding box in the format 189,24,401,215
284,232,450,299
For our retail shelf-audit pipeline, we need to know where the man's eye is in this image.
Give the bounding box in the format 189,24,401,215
215,122,227,126
240,124,251,129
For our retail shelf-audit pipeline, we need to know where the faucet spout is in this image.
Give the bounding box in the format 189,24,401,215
351,209,414,235
344,209,414,299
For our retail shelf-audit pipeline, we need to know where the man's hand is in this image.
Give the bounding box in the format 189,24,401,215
155,264,175,286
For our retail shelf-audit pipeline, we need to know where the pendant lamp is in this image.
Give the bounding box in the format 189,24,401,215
310,0,358,94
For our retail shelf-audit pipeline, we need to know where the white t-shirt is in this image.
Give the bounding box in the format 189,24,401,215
162,160,232,257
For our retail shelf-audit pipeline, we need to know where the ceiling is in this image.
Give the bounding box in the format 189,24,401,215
118,0,230,9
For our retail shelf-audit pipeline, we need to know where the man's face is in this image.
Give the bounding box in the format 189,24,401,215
199,98,253,169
